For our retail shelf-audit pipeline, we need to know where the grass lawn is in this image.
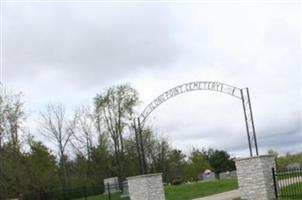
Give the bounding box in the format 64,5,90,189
75,179,238,200
279,182,302,199
165,179,238,200
75,192,126,200
234,182,302,200
277,172,302,180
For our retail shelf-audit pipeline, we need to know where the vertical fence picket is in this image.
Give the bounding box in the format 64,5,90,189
289,171,293,197
294,170,297,196
273,168,302,198
286,171,290,197
300,173,302,196
84,186,87,200
107,183,111,200
272,168,279,199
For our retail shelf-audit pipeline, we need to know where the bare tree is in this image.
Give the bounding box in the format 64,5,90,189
39,103,75,190
6,93,24,150
0,90,25,151
0,94,6,150
71,106,96,161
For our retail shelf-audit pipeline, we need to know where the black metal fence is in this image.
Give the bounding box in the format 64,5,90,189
272,168,302,199
19,182,129,200
21,185,104,200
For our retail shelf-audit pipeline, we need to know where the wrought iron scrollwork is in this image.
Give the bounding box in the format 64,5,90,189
134,81,259,174
138,81,242,123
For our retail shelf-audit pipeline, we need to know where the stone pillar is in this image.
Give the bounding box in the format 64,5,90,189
127,173,165,200
104,177,120,194
235,155,276,200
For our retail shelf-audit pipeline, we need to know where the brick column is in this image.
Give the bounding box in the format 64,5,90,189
127,173,165,200
235,155,276,200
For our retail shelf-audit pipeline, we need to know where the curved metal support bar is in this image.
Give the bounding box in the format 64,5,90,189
139,81,242,123
134,81,259,175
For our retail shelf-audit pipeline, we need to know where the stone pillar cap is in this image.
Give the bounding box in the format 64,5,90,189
127,173,163,180
235,155,274,161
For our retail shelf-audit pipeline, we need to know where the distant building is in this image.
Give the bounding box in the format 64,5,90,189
202,169,216,181
104,177,121,194
219,170,237,179
286,163,301,171
121,180,129,198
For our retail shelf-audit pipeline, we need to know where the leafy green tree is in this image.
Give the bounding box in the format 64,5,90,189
184,148,210,181
166,149,187,182
0,89,26,199
123,126,172,177
203,148,235,174
0,143,27,199
123,137,141,177
276,152,302,170
66,155,90,187
89,144,114,185
94,84,139,179
152,140,171,182
25,138,59,193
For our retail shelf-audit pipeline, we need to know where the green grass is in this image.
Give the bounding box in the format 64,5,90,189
279,182,302,199
75,192,126,200
74,179,238,200
165,179,238,200
233,182,302,200
277,172,302,180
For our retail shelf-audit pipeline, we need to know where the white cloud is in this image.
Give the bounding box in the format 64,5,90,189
3,1,301,157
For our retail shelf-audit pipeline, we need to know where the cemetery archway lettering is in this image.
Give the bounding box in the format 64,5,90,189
133,81,259,174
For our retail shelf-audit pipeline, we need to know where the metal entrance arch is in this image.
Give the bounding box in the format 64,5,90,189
133,81,259,174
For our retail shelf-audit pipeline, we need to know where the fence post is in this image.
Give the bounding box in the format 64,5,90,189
63,188,66,200
272,168,278,199
107,183,111,200
84,186,87,200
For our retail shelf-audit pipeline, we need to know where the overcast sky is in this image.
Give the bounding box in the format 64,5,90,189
1,0,301,157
